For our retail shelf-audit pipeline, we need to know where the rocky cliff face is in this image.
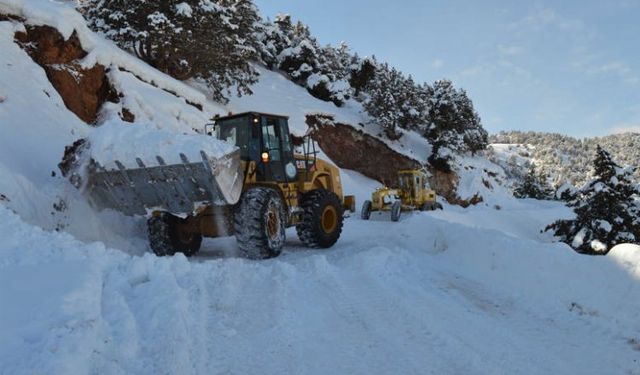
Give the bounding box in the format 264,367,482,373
306,114,422,186
13,25,122,124
305,114,476,205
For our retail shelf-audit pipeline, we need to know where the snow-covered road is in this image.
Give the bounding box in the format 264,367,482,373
2,201,639,375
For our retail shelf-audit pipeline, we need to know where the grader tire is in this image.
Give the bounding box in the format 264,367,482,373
234,187,285,259
361,200,372,220
390,201,402,222
297,189,344,248
147,212,202,257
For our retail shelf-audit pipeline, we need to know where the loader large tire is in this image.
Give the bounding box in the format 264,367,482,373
147,213,202,257
234,187,285,259
297,189,344,248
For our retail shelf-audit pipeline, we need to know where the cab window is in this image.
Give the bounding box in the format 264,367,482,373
217,117,249,158
279,118,292,154
262,118,282,161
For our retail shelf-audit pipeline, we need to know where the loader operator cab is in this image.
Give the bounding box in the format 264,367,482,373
210,112,297,183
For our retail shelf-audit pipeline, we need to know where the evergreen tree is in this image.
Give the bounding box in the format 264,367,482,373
425,80,487,155
257,14,351,106
555,182,579,202
79,0,259,102
513,166,552,199
256,13,292,67
546,146,640,254
349,57,376,97
362,64,406,140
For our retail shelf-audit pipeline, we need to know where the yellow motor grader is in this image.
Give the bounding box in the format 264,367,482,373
62,112,355,259
361,169,442,222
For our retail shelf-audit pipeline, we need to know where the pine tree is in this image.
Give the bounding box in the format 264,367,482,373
555,182,579,202
79,0,259,102
349,57,376,97
425,80,487,153
362,64,406,140
513,166,552,199
546,146,640,254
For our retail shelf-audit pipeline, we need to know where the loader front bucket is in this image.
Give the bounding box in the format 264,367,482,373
82,149,243,216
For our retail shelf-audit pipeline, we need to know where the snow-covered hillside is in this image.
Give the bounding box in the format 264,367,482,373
489,131,640,188
1,2,640,374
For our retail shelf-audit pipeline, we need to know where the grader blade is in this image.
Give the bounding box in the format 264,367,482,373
83,149,243,216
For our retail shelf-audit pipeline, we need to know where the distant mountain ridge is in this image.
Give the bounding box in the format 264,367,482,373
489,130,640,189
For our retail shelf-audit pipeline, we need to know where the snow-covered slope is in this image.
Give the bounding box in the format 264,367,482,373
1,2,640,375
225,65,433,163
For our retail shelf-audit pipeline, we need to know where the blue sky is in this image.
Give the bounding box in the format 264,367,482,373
253,0,640,137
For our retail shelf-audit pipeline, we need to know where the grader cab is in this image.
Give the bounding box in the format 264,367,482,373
64,112,355,259
361,169,442,222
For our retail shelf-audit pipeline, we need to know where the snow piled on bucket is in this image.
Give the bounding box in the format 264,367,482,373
87,119,237,169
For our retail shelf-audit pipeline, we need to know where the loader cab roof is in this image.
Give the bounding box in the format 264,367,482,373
214,112,289,122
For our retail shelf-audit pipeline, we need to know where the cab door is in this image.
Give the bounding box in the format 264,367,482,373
259,116,295,182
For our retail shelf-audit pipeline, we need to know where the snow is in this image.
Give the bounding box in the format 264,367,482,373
608,244,640,279
2,2,640,374
572,227,587,248
226,66,432,163
590,239,608,252
2,199,640,374
87,119,236,169
175,3,193,18
452,154,513,204
595,219,613,233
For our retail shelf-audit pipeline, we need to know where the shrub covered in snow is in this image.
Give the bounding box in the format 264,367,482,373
546,146,640,254
78,0,260,102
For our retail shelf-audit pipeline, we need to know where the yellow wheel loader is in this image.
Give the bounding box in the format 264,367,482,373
62,112,355,259
361,169,441,222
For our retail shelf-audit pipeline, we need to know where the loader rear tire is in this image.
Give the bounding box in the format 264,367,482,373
361,200,372,220
234,187,285,259
297,189,344,248
147,213,202,257
390,201,402,222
